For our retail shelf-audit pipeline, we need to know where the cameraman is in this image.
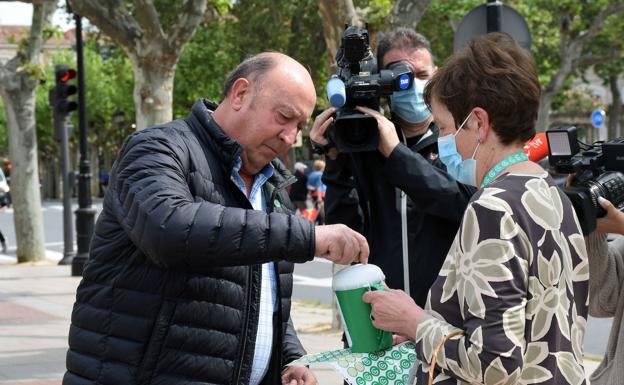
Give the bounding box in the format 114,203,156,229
585,197,624,385
310,28,476,307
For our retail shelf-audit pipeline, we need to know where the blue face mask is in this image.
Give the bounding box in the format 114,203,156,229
437,112,480,186
389,78,431,124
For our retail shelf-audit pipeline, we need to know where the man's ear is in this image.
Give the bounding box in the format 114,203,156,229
229,78,251,111
472,107,490,143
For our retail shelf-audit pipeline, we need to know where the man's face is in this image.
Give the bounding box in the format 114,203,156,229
236,68,316,175
382,47,435,80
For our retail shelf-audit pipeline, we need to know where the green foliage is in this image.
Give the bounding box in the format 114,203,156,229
356,0,394,28
80,41,135,156
587,5,624,84
23,0,622,169
416,0,481,66
211,0,233,15
33,41,135,164
173,19,237,117
151,1,189,33
43,25,64,41
417,0,623,110
20,63,46,82
174,0,328,116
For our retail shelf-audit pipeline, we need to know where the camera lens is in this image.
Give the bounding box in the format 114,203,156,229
585,171,624,217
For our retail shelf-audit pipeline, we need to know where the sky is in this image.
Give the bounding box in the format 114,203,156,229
0,1,73,30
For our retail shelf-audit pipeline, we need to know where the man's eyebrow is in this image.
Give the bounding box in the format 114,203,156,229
278,104,302,116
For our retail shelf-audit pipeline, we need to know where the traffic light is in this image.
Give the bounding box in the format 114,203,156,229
49,65,77,142
49,64,78,116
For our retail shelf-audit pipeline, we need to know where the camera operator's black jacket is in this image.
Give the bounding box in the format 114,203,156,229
63,99,314,385
323,123,476,306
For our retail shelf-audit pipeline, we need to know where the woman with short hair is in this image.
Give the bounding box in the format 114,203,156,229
361,32,589,385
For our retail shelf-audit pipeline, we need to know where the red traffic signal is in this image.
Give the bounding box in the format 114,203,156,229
50,64,78,115
56,66,76,83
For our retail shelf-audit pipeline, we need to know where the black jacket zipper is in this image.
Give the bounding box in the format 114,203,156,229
232,175,295,384
234,266,253,384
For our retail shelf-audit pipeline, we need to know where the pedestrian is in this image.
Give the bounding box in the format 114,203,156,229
98,170,109,197
363,33,588,385
584,197,624,385
0,168,9,253
63,52,369,385
289,161,308,212
306,159,326,224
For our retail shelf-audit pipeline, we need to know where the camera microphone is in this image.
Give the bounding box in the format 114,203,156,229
523,132,549,162
326,76,346,108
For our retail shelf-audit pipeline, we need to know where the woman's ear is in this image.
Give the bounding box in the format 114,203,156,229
472,107,490,143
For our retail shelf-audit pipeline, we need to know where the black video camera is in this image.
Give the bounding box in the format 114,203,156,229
325,24,414,152
547,126,624,234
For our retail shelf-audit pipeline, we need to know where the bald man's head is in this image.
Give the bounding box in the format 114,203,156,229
215,52,316,175
222,52,314,100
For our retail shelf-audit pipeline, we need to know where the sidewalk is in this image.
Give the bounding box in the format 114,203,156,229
0,263,602,384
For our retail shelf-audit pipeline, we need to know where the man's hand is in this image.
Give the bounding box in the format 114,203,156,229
310,107,338,159
596,197,624,234
281,365,318,385
315,224,369,265
310,107,335,146
355,106,400,158
363,288,425,342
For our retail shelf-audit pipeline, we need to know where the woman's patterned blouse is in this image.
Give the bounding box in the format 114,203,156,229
414,173,589,385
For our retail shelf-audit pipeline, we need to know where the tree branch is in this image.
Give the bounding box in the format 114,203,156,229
391,0,431,29
26,0,55,64
576,2,624,45
68,0,141,53
576,49,624,69
167,0,208,54
133,0,166,43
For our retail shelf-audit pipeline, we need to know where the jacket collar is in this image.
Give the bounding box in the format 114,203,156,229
188,99,296,189
408,121,440,152
188,99,242,172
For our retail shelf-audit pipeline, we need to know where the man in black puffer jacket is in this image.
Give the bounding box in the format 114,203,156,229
63,53,369,385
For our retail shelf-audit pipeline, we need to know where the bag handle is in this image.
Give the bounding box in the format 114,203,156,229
428,331,464,385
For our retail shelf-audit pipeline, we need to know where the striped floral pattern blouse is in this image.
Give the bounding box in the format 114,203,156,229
414,173,589,385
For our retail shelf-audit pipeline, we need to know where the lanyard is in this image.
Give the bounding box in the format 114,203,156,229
480,151,528,188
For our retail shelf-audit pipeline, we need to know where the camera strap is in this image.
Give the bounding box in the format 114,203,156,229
399,129,410,297
481,151,528,188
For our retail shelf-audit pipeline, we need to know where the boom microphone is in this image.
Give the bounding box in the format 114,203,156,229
523,132,549,162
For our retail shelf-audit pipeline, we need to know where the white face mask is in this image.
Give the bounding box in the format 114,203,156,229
437,111,480,186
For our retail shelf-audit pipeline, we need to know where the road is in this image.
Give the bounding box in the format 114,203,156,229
0,200,612,357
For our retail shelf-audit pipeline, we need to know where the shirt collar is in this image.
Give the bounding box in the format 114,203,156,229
232,158,275,180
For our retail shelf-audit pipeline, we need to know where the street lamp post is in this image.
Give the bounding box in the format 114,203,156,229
486,0,502,33
113,110,125,147
71,10,96,277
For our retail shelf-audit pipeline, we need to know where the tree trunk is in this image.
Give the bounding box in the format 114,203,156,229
132,60,176,130
0,1,55,263
537,91,554,132
316,0,360,74
1,91,46,262
609,75,622,138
